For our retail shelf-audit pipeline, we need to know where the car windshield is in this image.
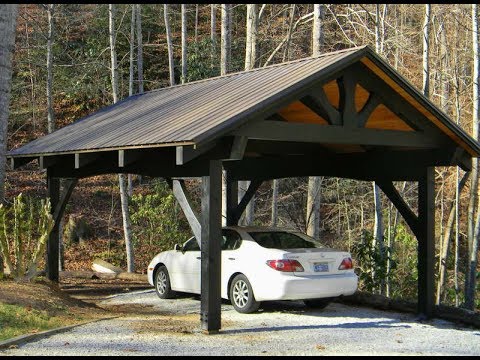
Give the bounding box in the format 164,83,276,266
248,231,321,249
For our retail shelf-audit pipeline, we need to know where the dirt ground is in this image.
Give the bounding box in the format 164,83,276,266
0,276,209,336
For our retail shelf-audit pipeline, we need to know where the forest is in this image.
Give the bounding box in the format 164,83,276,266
0,3,479,313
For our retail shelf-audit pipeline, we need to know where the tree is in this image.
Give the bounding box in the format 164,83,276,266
45,4,55,134
0,4,18,204
164,4,175,86
466,3,480,310
220,4,231,76
306,4,324,241
0,3,18,274
181,4,187,84
109,4,134,273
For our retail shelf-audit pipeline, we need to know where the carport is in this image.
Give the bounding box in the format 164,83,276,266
8,45,480,333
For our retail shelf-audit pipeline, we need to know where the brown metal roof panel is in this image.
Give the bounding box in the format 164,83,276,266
6,47,369,156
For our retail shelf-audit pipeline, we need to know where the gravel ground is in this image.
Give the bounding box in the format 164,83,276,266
2,289,480,356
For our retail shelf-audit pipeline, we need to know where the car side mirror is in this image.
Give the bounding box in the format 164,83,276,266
174,244,181,251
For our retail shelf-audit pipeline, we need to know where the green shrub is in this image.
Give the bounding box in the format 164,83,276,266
130,180,191,251
0,194,54,281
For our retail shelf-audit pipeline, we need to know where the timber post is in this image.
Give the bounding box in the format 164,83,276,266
201,160,223,333
46,169,60,282
417,166,435,319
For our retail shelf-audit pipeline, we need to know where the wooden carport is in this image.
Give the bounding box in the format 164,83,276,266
7,45,480,333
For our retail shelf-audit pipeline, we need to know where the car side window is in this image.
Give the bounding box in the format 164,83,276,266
221,230,242,250
183,237,200,252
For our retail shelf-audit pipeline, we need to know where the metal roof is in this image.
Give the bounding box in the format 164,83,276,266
8,45,480,158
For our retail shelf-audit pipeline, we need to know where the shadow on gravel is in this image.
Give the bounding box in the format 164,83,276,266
220,318,411,335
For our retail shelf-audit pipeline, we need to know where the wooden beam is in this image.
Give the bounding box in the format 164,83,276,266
201,160,222,333
308,86,341,125
234,121,444,149
46,170,60,282
224,149,461,182
357,92,381,127
52,179,78,226
10,157,35,170
228,136,248,161
75,153,99,169
377,181,419,236
118,149,142,167
171,180,202,243
337,71,357,128
225,171,238,226
231,179,263,225
176,142,216,165
417,167,436,319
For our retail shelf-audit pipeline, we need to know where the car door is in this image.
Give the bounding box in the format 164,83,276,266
221,229,243,294
169,237,201,293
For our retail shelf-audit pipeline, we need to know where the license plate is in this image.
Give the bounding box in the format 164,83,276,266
314,262,329,272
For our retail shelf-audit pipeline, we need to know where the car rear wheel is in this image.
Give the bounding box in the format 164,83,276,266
155,265,175,299
229,274,260,314
303,298,332,309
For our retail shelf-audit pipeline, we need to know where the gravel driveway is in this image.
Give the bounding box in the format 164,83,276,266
2,289,480,356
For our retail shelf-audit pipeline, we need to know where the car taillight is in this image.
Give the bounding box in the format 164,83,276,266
338,257,353,270
266,259,304,272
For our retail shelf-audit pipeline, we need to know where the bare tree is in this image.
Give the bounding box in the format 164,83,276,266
422,4,431,97
46,4,55,134
306,4,324,240
181,4,187,84
220,4,231,76
136,4,144,94
0,3,18,274
109,4,134,273
466,3,480,310
211,4,217,68
164,4,175,86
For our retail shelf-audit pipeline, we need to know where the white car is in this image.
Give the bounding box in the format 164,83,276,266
147,226,358,313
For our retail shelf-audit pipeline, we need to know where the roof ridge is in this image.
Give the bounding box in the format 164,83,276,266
136,46,367,97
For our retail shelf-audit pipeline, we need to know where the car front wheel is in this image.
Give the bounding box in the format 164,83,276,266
229,274,260,313
155,265,175,299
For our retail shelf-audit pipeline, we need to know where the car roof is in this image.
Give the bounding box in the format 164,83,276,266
224,226,299,233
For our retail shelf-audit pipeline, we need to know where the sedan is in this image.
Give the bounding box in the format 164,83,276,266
147,226,358,313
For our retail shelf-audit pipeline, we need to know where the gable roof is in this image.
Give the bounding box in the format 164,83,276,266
8,45,480,158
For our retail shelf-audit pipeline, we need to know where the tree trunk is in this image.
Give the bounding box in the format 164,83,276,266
307,4,324,241
245,4,258,70
436,172,470,304
306,176,322,240
271,179,279,227
181,4,187,84
136,4,144,94
164,4,175,86
128,4,136,197
211,4,217,68
46,4,55,134
220,4,231,76
422,4,431,98
466,3,480,310
109,4,134,272
283,4,296,62
0,3,18,205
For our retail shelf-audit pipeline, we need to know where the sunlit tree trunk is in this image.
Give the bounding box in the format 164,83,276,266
0,3,18,274
164,4,175,86
181,4,187,84
466,3,480,310
109,4,134,272
220,4,231,76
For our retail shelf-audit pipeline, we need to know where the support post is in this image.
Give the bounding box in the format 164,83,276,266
417,167,435,319
46,170,60,282
201,160,222,333
226,171,238,226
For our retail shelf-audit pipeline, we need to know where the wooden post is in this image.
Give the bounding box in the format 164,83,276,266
201,160,222,333
226,171,238,226
46,170,60,282
417,166,435,319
